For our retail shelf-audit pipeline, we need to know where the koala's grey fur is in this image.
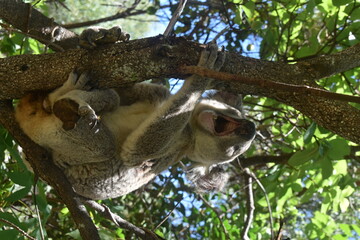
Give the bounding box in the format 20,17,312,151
15,43,256,199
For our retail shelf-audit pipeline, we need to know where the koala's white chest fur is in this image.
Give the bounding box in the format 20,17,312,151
102,102,157,151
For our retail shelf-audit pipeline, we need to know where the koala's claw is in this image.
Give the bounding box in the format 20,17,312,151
213,48,226,71
63,71,93,91
75,73,93,91
198,42,225,70
68,71,79,86
78,106,99,129
78,105,93,116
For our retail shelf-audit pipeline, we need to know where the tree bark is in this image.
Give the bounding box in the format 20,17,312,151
1,37,359,143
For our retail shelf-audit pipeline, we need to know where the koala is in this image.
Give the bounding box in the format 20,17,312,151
15,43,256,199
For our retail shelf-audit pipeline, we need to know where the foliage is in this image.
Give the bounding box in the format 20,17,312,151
0,0,359,239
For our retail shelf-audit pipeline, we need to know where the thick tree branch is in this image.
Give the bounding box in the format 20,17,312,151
0,37,359,143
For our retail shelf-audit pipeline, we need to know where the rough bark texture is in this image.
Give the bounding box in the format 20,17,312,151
1,38,360,143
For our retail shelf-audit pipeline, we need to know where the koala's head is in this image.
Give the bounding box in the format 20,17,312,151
188,91,256,166
15,92,51,126
15,92,54,144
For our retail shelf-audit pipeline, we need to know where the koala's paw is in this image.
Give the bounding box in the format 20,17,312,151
198,42,226,71
53,98,81,130
79,26,130,49
53,99,98,130
78,105,99,129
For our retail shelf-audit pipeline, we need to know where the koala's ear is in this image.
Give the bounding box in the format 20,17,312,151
186,164,229,192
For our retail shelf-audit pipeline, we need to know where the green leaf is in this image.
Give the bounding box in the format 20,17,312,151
7,171,33,186
288,145,318,166
350,7,360,21
320,193,331,213
333,160,348,175
243,1,256,20
332,0,352,7
67,230,82,240
5,186,31,203
326,139,350,160
319,157,333,179
339,198,349,212
352,224,360,235
304,122,317,144
339,224,351,236
0,230,18,240
147,6,157,15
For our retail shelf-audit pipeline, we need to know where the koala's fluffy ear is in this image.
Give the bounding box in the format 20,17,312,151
186,164,229,192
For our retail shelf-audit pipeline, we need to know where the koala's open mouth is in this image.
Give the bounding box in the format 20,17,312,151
199,111,245,136
213,115,243,136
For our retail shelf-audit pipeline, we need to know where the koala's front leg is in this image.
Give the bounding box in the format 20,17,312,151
121,43,225,166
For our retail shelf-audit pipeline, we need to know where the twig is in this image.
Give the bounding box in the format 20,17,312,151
0,23,64,51
198,194,230,239
0,218,36,240
275,219,285,240
153,200,182,231
212,27,229,42
237,159,275,239
163,0,188,37
63,1,165,29
181,65,360,104
32,179,45,240
237,154,293,168
241,168,254,240
82,199,161,240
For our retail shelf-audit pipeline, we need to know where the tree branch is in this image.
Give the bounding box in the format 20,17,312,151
198,194,230,239
63,2,159,29
0,218,36,240
237,154,292,168
182,65,360,104
242,168,254,240
238,163,274,239
0,0,78,51
1,38,359,143
82,200,162,240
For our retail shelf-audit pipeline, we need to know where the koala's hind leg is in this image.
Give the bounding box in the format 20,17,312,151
52,89,119,130
49,72,119,130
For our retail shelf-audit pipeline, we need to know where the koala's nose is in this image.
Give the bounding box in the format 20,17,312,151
235,120,256,141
